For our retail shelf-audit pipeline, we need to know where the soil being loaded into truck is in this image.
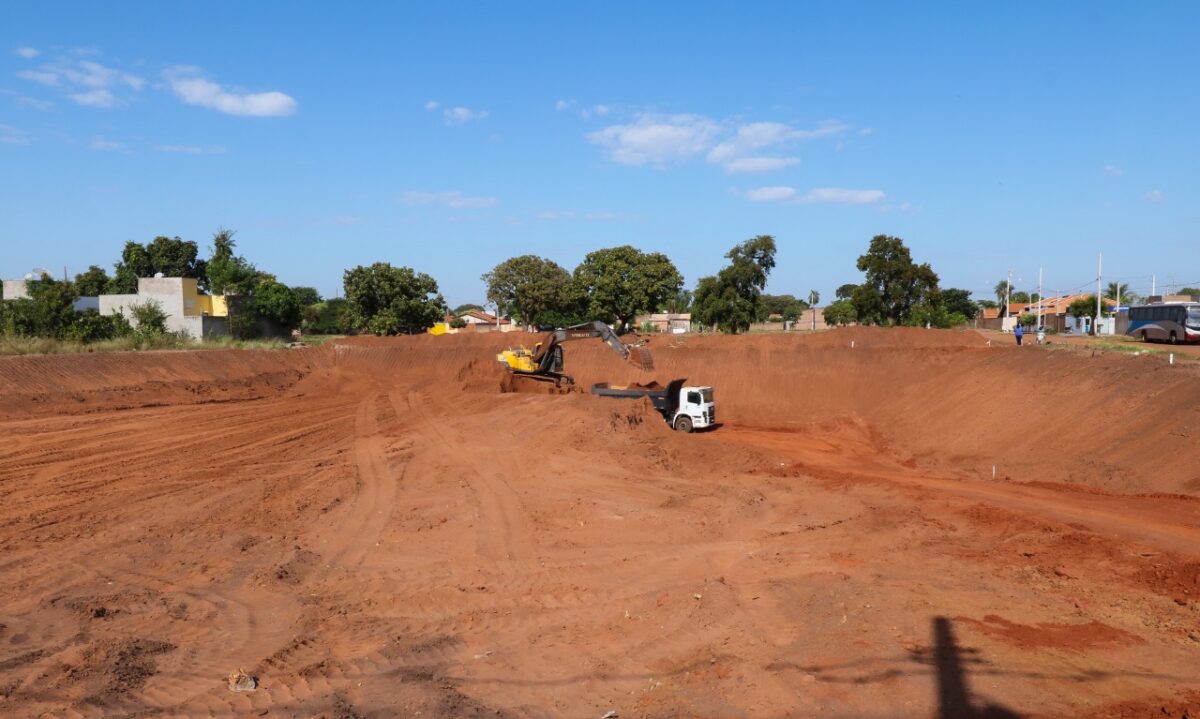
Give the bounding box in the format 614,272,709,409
2,327,1199,717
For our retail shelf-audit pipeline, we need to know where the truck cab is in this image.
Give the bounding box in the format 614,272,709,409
671,385,715,432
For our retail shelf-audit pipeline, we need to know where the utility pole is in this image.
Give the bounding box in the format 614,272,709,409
1005,269,1012,324
1037,267,1043,328
1095,253,1102,336
1152,274,1156,299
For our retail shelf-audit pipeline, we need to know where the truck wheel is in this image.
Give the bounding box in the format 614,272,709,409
674,416,693,433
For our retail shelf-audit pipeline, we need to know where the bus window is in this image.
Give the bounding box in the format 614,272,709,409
1188,307,1200,329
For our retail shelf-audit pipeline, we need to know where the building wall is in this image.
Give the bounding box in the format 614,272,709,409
2,279,30,300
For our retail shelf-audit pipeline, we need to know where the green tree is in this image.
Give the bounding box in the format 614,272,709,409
572,246,682,332
25,275,80,338
108,236,205,293
850,235,939,326
289,286,321,307
452,303,485,315
835,283,858,301
302,298,356,335
759,294,808,321
691,235,778,334
823,299,857,326
482,255,575,327
255,280,302,328
74,265,111,296
343,263,446,335
940,288,979,319
1068,295,1100,319
994,279,1014,305
205,229,260,295
1178,287,1200,297
1010,291,1031,304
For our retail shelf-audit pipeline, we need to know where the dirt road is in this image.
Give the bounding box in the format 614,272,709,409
1,329,1198,718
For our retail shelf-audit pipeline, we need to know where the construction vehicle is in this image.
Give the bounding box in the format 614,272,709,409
496,320,654,390
591,378,715,432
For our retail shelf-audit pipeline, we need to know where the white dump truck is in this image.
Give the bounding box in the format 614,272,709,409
590,378,716,432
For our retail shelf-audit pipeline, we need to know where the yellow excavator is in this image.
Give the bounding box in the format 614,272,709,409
497,320,654,391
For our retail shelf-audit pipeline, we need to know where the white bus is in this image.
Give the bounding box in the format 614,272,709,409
1126,302,1200,344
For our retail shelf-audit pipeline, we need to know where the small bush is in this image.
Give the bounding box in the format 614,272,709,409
129,300,169,337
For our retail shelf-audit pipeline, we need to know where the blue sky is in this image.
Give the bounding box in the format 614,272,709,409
2,2,1198,306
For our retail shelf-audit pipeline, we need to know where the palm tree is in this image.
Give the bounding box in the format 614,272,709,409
1104,282,1130,303
808,290,820,329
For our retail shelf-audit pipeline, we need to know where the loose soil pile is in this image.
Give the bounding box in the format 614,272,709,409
1,328,1198,717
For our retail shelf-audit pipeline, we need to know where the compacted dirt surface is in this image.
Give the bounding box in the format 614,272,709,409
1,328,1199,718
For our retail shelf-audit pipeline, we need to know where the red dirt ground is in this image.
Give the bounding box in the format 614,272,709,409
1,327,1198,718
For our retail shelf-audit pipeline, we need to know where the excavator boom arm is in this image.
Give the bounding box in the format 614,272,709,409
530,321,653,372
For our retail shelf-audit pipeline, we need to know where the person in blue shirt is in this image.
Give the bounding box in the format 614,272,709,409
1014,323,1024,346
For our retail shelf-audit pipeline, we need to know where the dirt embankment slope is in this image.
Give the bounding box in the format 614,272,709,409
1,328,1198,718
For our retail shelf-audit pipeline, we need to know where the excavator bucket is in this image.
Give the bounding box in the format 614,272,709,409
629,346,655,371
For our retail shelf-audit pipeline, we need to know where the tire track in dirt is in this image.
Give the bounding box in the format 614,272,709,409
391,389,533,562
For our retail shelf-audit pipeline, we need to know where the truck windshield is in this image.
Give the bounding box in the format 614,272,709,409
1187,307,1200,329
701,388,713,403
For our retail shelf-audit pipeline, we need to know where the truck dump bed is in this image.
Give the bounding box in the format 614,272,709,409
590,379,685,415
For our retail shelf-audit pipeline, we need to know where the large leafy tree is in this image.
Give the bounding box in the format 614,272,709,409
481,255,575,327
823,299,857,326
759,294,809,321
572,245,682,332
73,265,111,296
255,280,302,328
850,235,939,325
1068,295,1101,319
343,262,446,335
835,283,858,301
940,288,979,320
289,286,322,307
692,235,777,334
109,236,205,293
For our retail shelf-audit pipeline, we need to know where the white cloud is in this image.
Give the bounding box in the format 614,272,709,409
1103,164,1124,177
587,113,721,167
71,89,119,108
1145,189,1164,203
64,60,143,90
17,57,143,108
555,99,573,111
797,187,884,205
707,120,847,173
0,124,31,145
424,100,439,111
739,185,886,205
155,144,227,154
15,47,40,59
743,186,798,202
443,106,488,125
164,66,297,117
89,137,124,151
17,70,59,86
722,156,801,174
401,190,498,209
590,113,848,171
579,104,610,119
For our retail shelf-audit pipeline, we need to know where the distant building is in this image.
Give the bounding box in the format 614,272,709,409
635,312,692,333
457,309,516,332
99,276,229,339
